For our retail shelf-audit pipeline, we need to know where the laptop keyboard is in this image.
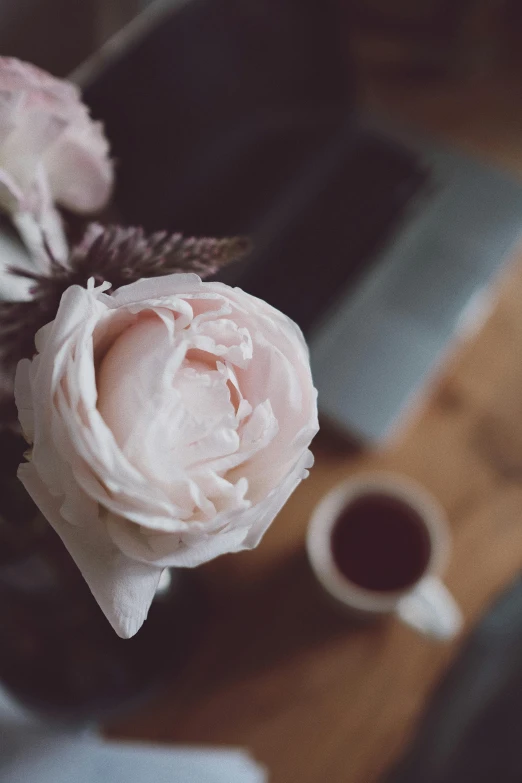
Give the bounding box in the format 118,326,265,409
237,129,430,335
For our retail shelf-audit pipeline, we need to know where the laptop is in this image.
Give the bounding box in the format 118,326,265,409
78,0,522,443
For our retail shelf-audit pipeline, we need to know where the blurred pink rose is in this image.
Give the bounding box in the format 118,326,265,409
0,57,112,275
15,274,318,637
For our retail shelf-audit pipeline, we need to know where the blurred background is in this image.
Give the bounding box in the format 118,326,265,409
0,0,151,75
2,1,522,782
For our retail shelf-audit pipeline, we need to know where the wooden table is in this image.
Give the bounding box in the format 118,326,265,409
106,69,522,783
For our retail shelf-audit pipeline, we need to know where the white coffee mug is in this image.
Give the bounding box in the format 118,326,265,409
306,472,462,640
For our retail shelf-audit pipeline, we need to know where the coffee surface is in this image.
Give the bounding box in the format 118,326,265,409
331,493,431,592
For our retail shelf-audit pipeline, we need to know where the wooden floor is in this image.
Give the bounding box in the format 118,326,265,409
106,54,522,783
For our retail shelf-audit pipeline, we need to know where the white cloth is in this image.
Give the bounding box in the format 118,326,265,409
0,688,267,783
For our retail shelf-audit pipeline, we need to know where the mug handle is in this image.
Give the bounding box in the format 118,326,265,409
395,576,463,640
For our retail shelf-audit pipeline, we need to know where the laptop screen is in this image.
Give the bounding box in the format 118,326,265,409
84,0,355,236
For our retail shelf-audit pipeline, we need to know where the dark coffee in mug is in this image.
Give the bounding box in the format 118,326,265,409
331,493,431,592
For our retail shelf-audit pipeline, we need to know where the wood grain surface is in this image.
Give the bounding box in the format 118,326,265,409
105,57,522,783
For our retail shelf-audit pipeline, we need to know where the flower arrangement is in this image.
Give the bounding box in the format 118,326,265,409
0,58,319,638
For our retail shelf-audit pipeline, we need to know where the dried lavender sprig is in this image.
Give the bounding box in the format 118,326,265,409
0,223,251,369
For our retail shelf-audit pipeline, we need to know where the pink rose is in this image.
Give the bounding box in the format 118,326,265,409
15,274,318,637
0,57,113,282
